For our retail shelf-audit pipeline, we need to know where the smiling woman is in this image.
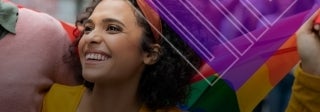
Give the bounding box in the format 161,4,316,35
42,0,201,112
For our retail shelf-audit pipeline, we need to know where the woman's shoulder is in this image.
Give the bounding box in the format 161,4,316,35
42,83,85,112
45,83,85,102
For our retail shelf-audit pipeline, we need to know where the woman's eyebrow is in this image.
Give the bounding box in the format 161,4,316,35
83,19,93,25
102,18,126,27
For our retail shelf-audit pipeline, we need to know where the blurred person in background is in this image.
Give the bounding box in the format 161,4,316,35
0,1,79,111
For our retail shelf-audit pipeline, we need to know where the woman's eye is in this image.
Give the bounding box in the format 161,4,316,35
83,26,93,34
106,25,122,33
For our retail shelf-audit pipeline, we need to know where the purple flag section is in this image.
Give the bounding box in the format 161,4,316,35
146,0,320,90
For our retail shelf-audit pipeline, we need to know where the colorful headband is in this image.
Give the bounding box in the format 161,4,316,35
137,0,162,42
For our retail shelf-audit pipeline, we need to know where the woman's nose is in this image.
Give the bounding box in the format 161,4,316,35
86,31,103,44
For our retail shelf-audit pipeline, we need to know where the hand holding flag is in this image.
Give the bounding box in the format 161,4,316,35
297,9,320,76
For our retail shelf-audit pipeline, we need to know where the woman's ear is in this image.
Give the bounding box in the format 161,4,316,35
143,44,161,65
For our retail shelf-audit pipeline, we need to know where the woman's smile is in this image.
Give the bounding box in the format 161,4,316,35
84,50,111,65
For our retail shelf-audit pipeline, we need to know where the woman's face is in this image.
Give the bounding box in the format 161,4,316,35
78,0,148,84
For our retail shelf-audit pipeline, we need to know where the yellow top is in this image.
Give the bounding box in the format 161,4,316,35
42,84,85,112
286,65,320,112
42,83,181,112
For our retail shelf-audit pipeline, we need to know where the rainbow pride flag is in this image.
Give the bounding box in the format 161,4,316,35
145,0,320,111
15,0,319,111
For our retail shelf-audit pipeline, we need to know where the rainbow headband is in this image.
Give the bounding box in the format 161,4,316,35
137,0,162,42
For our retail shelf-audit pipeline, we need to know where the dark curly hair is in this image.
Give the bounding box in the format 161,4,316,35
67,0,201,111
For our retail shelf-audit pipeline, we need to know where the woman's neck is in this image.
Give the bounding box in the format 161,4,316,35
78,79,142,112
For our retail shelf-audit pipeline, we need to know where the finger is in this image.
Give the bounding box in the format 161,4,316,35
300,8,320,31
316,25,320,36
314,24,320,35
